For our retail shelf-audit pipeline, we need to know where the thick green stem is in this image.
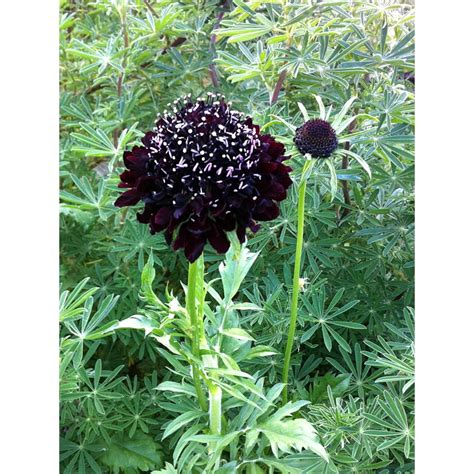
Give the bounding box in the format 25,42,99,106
208,371,222,467
209,383,222,435
187,256,207,411
282,160,312,404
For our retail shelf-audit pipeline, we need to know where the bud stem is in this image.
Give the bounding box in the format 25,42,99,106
282,159,313,404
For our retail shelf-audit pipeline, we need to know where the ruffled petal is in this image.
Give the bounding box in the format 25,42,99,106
114,190,141,207
208,224,230,254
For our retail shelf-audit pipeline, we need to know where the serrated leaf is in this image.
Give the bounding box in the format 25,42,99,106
258,418,328,461
99,432,163,473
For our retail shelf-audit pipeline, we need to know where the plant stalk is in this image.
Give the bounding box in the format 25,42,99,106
207,364,222,467
209,382,222,442
187,256,208,411
282,160,312,404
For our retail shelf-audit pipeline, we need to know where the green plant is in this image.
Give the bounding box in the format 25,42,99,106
60,0,414,472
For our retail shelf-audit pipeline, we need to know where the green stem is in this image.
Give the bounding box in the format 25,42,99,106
282,160,313,404
187,256,207,411
208,373,222,467
209,383,222,433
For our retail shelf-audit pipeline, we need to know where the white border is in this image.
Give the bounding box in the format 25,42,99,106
1,0,59,472
2,0,474,472
417,0,474,472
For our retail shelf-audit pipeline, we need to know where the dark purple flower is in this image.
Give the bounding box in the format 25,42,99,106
294,119,338,158
115,94,292,262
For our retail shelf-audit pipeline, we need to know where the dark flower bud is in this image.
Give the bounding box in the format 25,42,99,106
294,118,338,158
115,93,292,262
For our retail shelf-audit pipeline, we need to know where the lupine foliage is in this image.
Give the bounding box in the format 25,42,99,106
60,0,414,472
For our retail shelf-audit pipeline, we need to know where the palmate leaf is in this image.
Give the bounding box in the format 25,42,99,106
60,437,104,474
300,286,363,354
99,432,163,473
260,451,339,474
61,291,119,369
60,277,98,321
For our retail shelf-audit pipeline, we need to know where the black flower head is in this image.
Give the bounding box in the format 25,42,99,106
115,93,292,262
294,118,338,158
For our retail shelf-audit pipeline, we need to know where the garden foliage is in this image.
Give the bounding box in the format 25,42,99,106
60,0,414,472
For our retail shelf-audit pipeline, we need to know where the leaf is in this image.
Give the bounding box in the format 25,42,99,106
339,149,372,178
270,114,296,132
331,321,366,330
156,381,197,398
328,38,369,64
331,97,357,130
71,123,116,157
258,418,328,461
230,302,262,312
282,5,319,27
325,159,338,200
60,278,98,321
326,325,351,353
162,411,203,440
140,253,165,309
221,328,255,341
322,325,332,352
152,463,178,474
268,400,311,422
312,373,351,402
107,314,160,336
246,345,277,359
313,95,326,120
232,0,256,16
215,24,272,43
99,432,163,473
219,238,259,304
297,102,310,122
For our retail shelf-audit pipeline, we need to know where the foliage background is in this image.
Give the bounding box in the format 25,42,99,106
59,0,414,472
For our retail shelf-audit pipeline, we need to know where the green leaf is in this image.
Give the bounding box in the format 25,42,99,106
215,24,272,43
322,325,333,352
331,321,366,330
331,97,357,130
229,302,262,312
60,278,98,321
162,411,203,440
258,418,328,461
326,325,351,353
297,102,310,122
219,238,259,304
108,314,160,336
282,5,319,27
99,432,163,473
221,328,255,341
325,159,338,200
152,463,178,474
338,148,372,178
313,95,326,120
156,381,197,398
268,400,311,422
